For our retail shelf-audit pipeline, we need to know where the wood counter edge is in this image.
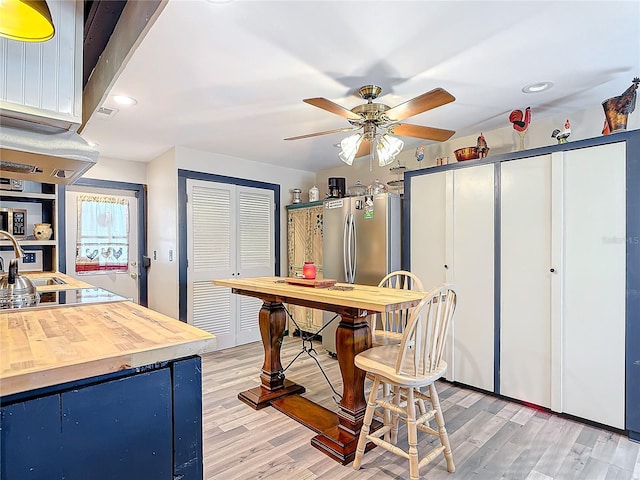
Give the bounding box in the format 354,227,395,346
0,301,217,397
0,336,215,397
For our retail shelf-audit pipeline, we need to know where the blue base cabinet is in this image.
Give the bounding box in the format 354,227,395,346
1,356,203,480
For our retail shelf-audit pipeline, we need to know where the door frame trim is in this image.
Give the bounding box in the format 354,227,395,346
177,169,281,322
58,179,148,306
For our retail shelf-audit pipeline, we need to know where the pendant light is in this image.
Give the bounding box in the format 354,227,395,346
0,0,55,42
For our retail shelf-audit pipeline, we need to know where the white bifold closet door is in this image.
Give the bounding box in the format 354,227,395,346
187,179,275,350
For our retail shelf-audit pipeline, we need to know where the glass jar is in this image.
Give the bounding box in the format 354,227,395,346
347,180,366,196
367,179,388,195
302,261,317,279
309,185,319,202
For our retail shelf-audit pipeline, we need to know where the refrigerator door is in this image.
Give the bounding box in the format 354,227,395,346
322,198,351,282
321,197,351,355
352,193,396,286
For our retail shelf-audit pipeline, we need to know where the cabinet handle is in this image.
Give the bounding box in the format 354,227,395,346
550,268,555,273
444,265,448,269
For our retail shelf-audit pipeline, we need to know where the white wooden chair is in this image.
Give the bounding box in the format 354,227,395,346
353,285,457,480
371,270,424,346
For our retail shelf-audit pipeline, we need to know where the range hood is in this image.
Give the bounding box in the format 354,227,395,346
0,122,99,185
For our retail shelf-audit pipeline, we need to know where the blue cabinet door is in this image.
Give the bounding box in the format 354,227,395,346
61,369,172,480
1,394,62,480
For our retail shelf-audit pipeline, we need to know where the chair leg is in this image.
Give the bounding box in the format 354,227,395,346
430,383,455,473
390,385,402,444
353,376,381,470
406,387,420,480
382,381,392,442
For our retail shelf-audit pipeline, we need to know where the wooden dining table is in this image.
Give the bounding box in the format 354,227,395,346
212,276,427,464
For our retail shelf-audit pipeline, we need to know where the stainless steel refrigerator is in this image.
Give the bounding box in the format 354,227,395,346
321,193,401,355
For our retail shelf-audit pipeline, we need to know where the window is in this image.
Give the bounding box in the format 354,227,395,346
75,195,129,274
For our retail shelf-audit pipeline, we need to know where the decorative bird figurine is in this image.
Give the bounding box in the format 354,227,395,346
476,132,489,158
509,107,531,150
415,145,425,163
509,107,531,132
602,77,639,132
86,248,99,260
611,77,639,115
552,119,571,144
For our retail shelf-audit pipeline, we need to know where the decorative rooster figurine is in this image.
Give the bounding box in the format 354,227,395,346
476,132,489,157
552,119,571,144
602,77,639,133
509,107,531,150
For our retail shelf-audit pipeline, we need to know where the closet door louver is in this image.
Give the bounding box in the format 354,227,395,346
188,182,236,349
236,187,274,345
187,180,274,350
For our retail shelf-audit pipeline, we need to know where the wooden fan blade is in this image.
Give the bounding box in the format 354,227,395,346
355,138,371,158
284,127,358,141
303,97,362,120
385,88,455,122
391,123,455,142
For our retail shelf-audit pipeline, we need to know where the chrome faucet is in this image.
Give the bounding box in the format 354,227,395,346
0,230,25,285
0,229,26,259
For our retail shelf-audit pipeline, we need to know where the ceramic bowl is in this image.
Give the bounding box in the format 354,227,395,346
454,147,480,162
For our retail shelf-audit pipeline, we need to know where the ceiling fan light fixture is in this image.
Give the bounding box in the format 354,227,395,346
0,0,55,42
338,133,363,165
377,134,404,166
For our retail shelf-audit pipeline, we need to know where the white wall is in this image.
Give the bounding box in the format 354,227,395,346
316,104,640,192
83,156,147,184
146,148,179,317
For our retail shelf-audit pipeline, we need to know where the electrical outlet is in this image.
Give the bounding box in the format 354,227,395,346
22,253,36,264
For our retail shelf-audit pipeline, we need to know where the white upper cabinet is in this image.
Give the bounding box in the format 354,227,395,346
0,0,83,130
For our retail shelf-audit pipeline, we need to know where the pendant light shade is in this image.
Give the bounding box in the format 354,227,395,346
338,133,363,165
376,134,404,166
0,0,55,42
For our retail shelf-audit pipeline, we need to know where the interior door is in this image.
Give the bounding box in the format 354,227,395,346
187,179,274,350
65,186,139,302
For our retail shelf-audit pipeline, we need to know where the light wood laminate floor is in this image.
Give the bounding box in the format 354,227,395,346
202,337,640,480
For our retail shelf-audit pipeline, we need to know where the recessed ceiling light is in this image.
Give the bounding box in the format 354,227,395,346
522,81,554,93
112,95,138,106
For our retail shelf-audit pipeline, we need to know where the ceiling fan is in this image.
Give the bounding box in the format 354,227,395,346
285,85,456,166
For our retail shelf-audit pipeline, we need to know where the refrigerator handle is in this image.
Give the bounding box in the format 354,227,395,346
343,213,350,282
350,212,357,283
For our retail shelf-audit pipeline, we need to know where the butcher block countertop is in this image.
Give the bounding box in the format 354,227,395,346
0,301,216,397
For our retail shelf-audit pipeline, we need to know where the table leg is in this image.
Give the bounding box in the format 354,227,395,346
238,301,305,409
310,312,376,464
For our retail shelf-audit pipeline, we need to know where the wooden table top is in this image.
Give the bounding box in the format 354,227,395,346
0,301,216,397
213,276,427,313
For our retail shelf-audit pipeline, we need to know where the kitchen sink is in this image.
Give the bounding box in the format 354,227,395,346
29,276,68,287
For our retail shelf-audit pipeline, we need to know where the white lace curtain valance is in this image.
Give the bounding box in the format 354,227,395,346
75,195,129,274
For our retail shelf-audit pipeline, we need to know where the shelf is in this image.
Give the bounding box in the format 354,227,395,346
387,180,404,186
0,191,56,200
389,166,407,173
0,239,56,247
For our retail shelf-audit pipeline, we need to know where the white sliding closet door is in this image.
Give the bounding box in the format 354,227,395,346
451,164,495,391
500,155,553,408
187,179,274,350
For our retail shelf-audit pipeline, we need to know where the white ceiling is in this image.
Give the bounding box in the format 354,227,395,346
81,0,640,173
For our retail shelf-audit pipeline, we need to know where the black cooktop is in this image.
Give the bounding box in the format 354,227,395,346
38,287,129,309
